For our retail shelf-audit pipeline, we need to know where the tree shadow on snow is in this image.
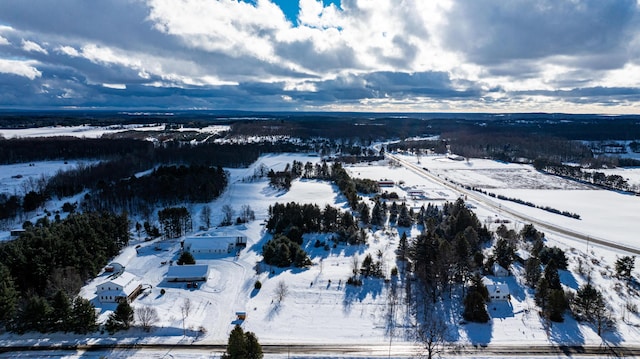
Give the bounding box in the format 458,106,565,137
304,240,367,262
559,269,579,291
260,185,287,198
547,316,585,345
461,321,493,346
266,301,282,321
247,232,273,255
342,277,384,315
487,300,514,319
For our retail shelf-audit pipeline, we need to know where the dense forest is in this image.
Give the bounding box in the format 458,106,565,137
0,212,130,333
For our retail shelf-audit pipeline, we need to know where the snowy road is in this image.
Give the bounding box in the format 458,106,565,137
2,342,639,358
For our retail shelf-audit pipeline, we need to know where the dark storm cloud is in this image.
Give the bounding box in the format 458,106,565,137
443,0,639,67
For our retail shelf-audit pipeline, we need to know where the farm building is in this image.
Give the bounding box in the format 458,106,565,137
166,264,210,282
183,235,247,255
377,180,395,188
486,283,510,301
408,189,426,199
97,271,143,303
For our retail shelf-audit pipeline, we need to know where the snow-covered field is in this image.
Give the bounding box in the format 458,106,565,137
2,152,640,359
0,124,230,139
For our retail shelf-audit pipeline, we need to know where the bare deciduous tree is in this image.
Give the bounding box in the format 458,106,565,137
417,310,448,359
136,305,159,332
351,255,360,276
221,204,234,226
180,298,191,335
200,205,212,229
274,280,289,304
240,204,255,222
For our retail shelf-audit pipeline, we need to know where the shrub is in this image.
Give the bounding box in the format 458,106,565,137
254,280,262,290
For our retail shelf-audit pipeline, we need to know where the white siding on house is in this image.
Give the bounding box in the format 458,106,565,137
486,283,510,301
97,271,141,303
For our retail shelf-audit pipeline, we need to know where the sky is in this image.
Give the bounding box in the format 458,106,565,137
0,0,639,114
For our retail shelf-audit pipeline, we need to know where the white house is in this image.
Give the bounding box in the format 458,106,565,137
492,262,509,277
97,271,142,303
486,283,510,301
166,264,210,282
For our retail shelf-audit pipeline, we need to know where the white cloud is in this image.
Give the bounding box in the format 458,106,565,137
0,59,42,79
102,83,126,90
0,0,637,112
57,45,80,57
21,39,48,54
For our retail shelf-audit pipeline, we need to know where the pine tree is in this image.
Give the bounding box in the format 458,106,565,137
223,325,264,359
615,256,635,281
547,289,567,322
574,283,605,320
0,264,18,330
71,297,98,334
524,257,542,288
463,291,489,323
177,251,196,265
358,202,370,225
397,203,413,227
463,274,490,323
543,259,562,290
50,290,72,332
19,295,52,333
245,331,264,359
493,237,516,269
105,301,134,333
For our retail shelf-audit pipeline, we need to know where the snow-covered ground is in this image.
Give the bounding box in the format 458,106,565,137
2,152,640,359
0,160,85,195
0,124,230,139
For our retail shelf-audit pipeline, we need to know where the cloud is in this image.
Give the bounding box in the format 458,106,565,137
0,59,42,80
0,0,638,113
444,0,639,64
21,40,48,55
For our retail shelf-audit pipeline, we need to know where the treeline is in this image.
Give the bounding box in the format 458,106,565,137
86,165,227,210
534,159,636,193
474,189,581,220
0,212,130,333
0,137,153,164
5,141,305,221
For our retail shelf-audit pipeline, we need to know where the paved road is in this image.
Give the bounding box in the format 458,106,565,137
386,152,640,256
3,342,640,357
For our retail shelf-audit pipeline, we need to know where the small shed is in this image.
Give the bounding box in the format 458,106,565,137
492,263,509,277
166,264,210,282
236,311,247,321
10,229,25,239
486,283,510,301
